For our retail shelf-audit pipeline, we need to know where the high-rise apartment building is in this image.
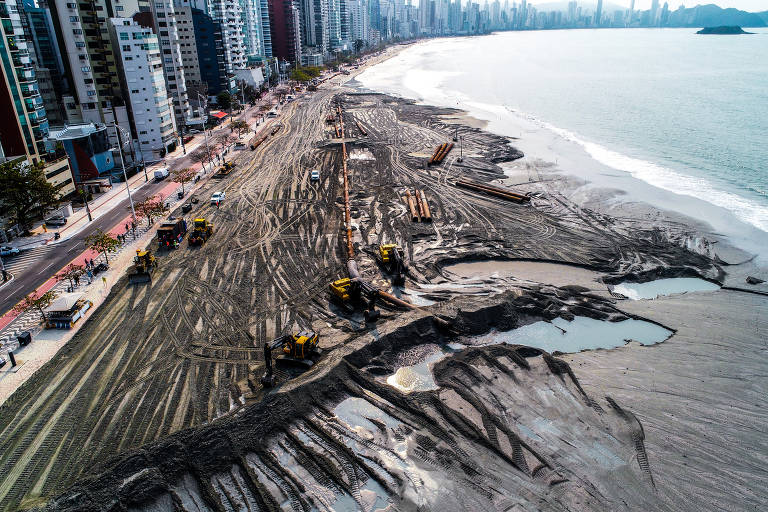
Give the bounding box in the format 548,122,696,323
268,0,301,63
207,0,246,74
1,0,75,196
134,0,192,131
108,18,177,161
241,0,265,60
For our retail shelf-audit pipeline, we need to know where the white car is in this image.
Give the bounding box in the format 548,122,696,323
210,191,226,204
0,246,20,257
310,170,320,182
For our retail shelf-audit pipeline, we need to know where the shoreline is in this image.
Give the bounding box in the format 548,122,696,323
355,36,768,277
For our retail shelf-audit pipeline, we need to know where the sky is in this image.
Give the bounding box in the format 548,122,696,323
526,0,767,11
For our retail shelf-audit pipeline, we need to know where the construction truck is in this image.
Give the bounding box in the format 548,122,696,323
128,249,157,284
188,218,213,246
157,218,187,250
329,278,381,322
378,243,407,285
260,330,321,387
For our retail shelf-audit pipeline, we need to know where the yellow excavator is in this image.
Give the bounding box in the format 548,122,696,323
128,249,157,284
260,330,321,387
378,243,407,285
329,278,381,322
188,218,213,246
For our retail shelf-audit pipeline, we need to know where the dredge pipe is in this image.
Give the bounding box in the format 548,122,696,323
412,189,425,222
355,120,368,136
378,290,452,330
405,190,419,222
455,180,530,203
339,105,355,260
455,179,529,199
419,190,432,221
429,143,446,165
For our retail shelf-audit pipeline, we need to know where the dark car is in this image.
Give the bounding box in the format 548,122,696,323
45,216,67,227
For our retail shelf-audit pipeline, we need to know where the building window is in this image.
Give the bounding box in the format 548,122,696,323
72,29,83,34
120,33,129,40
116,5,124,11
75,41,85,47
81,66,90,72
122,45,130,51
69,16,79,21
66,2,76,7
87,90,97,96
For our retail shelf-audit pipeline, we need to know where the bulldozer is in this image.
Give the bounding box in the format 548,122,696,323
329,278,381,322
128,249,157,284
188,218,213,246
260,330,321,387
378,243,407,285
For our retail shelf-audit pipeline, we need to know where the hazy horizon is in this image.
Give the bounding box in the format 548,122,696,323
525,0,767,12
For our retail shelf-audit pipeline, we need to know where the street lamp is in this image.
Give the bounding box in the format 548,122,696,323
109,124,137,226
197,91,213,172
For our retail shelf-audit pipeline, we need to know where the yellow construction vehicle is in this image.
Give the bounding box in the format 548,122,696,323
378,243,407,285
260,330,321,387
128,249,157,284
329,278,381,322
188,218,213,246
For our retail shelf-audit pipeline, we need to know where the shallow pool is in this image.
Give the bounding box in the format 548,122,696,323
476,316,672,353
611,278,719,300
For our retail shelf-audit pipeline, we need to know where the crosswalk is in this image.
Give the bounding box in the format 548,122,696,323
1,245,59,278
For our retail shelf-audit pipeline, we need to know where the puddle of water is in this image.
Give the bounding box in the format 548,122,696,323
477,316,672,353
385,350,447,393
611,278,719,300
334,397,402,432
402,288,436,306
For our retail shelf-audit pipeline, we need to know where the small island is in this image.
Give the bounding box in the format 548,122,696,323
697,26,752,34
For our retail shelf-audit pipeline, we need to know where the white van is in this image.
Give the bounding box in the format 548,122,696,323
154,167,170,181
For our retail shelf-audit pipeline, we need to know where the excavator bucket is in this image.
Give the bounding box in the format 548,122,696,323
129,271,152,284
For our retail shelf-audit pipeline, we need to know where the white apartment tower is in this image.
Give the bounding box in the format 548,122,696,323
108,18,178,161
207,0,246,73
138,0,192,130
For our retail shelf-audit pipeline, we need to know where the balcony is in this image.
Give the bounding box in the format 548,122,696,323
21,87,39,98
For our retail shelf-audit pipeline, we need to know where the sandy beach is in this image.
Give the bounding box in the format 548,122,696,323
0,44,766,511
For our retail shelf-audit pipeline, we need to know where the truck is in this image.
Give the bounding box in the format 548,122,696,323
156,218,187,249
154,167,170,181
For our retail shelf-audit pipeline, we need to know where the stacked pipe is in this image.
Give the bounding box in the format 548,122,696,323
250,133,268,150
403,189,432,222
355,120,368,136
455,179,531,204
270,125,280,136
429,142,454,165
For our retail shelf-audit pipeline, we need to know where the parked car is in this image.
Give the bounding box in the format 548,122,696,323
310,170,320,182
0,246,20,257
267,111,277,118
234,142,246,150
210,191,226,204
189,129,200,134
45,215,67,227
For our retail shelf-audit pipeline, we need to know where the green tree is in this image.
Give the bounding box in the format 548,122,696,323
216,91,232,110
172,167,196,195
134,195,168,228
85,228,120,264
56,263,85,289
13,289,58,321
0,159,61,233
290,68,311,82
354,39,365,54
231,120,250,139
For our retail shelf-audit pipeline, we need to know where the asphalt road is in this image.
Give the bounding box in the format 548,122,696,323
0,177,171,316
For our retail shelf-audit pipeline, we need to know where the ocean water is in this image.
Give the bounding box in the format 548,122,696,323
358,29,768,259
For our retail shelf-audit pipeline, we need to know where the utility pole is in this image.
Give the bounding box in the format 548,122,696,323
112,124,137,225
81,187,93,222
198,92,212,172
458,136,463,163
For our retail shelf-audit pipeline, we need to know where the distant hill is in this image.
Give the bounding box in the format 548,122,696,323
667,4,767,28
696,26,752,34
